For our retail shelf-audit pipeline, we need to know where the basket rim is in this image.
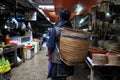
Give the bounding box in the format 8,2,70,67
63,28,90,35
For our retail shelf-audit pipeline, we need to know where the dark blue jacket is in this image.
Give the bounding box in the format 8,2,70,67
47,28,56,51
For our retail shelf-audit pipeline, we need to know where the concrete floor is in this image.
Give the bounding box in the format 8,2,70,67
10,45,89,80
11,47,49,80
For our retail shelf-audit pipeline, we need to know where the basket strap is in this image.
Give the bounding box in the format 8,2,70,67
61,33,89,39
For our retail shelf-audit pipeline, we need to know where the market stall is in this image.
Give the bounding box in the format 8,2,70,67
85,56,120,80
84,1,120,80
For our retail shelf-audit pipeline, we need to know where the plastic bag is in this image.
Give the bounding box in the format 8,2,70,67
0,57,11,74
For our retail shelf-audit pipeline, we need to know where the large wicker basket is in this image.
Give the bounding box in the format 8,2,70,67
60,28,90,66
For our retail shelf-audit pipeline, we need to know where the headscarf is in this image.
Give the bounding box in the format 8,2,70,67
58,8,71,21
57,8,72,28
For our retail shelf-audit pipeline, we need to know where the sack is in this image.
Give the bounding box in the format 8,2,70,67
0,57,11,74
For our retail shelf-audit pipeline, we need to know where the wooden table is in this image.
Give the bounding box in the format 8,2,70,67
85,57,120,80
3,45,25,68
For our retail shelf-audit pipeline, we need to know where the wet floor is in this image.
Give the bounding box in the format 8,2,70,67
11,46,49,80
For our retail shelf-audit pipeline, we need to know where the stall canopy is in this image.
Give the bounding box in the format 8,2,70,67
35,0,100,22
53,0,100,14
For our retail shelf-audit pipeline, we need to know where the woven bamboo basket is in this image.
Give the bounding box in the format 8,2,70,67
92,54,108,65
106,52,120,66
60,28,90,66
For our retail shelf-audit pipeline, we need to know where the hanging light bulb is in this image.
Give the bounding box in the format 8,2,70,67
105,10,111,17
79,18,84,24
75,4,84,14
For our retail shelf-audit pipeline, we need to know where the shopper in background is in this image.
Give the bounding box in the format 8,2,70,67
11,17,18,29
47,8,74,80
27,22,33,41
21,22,26,36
